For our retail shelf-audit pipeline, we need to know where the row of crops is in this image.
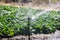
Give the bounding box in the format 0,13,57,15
0,5,60,37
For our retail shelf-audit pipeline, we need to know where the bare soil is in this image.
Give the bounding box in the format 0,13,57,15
0,2,60,11
1,30,60,40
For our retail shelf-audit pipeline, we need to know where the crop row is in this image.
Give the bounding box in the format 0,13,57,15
0,5,60,37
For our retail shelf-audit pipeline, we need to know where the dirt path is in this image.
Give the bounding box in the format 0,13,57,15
0,2,60,11
1,30,60,40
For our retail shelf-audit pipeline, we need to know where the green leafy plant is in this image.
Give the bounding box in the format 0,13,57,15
0,5,60,37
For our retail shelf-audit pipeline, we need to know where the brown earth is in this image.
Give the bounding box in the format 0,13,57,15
1,30,60,40
0,2,60,11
